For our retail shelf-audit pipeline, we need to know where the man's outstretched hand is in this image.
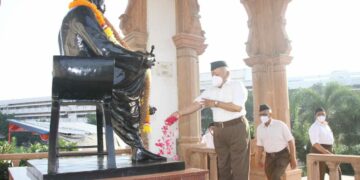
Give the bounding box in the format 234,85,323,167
165,112,180,126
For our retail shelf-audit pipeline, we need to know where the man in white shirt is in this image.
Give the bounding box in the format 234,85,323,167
167,61,250,180
256,104,297,180
308,107,342,180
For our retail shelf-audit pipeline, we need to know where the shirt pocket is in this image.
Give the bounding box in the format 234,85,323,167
220,88,233,103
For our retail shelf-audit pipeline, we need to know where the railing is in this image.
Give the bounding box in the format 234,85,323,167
307,153,360,180
186,146,218,180
185,140,304,180
0,148,131,167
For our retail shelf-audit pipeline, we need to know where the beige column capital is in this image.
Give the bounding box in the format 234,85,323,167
241,0,292,57
173,0,207,54
173,33,207,55
174,0,205,36
120,0,147,52
246,55,292,128
122,31,148,52
244,55,292,67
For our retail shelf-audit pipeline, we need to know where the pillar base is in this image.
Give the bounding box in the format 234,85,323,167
176,137,202,163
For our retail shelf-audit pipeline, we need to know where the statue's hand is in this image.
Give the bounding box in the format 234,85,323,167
143,56,155,68
139,45,156,68
149,106,157,115
132,51,154,68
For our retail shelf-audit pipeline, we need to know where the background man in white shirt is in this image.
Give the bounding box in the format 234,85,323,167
167,61,250,180
308,107,342,180
201,128,215,148
256,104,297,180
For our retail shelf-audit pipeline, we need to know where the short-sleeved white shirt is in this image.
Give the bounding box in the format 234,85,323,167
256,119,294,153
194,80,247,122
308,121,334,145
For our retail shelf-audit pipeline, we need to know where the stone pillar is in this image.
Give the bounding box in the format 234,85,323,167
245,56,292,127
240,0,302,179
120,0,148,52
172,0,207,160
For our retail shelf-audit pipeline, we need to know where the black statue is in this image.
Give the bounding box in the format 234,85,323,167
59,0,165,162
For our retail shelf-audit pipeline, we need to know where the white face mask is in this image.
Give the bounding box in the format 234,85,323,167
317,115,326,123
260,116,269,124
212,76,223,87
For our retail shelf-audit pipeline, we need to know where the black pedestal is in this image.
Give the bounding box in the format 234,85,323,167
27,155,185,180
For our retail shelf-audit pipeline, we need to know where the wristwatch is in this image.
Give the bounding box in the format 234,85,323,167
214,101,219,107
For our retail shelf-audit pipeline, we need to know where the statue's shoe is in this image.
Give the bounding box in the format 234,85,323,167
131,148,167,162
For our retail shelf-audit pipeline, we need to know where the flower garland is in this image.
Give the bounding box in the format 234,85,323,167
140,70,152,133
68,0,129,49
104,17,131,49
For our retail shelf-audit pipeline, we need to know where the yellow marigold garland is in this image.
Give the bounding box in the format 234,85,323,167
141,70,152,133
104,17,131,49
69,0,123,47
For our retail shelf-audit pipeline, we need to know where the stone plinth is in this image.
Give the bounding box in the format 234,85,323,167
102,168,208,180
25,155,185,180
9,167,207,180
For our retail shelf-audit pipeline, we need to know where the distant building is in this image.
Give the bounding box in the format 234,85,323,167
200,68,253,90
287,71,360,90
0,99,125,147
0,97,95,122
200,69,360,91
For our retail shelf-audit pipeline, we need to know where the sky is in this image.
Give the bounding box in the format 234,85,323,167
1,0,360,100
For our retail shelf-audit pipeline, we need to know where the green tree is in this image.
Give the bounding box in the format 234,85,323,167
245,91,255,138
86,113,97,125
201,108,213,135
0,137,77,180
245,91,254,122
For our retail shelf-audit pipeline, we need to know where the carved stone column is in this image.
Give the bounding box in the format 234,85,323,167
120,0,148,52
241,0,302,179
172,0,207,160
245,56,292,127
241,0,292,126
